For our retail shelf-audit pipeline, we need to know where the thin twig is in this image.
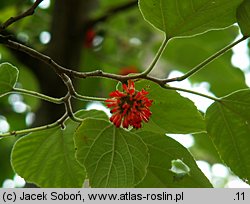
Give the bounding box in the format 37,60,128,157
0,0,43,31
63,95,83,123
74,93,107,102
163,85,220,102
12,88,64,104
61,76,84,123
60,74,77,95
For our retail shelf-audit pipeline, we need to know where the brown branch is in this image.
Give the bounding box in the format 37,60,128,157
0,33,224,115
1,32,247,93
0,35,166,86
0,0,163,88
0,0,43,31
86,0,138,28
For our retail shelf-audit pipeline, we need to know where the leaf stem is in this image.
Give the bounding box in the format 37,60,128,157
164,85,220,102
0,113,68,138
141,35,170,76
60,74,107,102
12,88,64,104
74,93,107,102
164,36,249,83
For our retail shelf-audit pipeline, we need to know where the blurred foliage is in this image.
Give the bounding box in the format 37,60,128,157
0,137,16,185
0,47,40,130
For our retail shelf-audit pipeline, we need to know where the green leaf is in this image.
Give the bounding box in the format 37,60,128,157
139,0,243,38
137,81,205,134
11,110,107,187
189,133,222,164
163,27,247,97
0,63,18,97
206,89,250,183
136,131,212,187
11,125,84,187
75,118,149,187
237,0,250,36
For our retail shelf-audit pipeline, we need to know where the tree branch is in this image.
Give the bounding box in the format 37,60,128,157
1,33,247,86
0,0,43,31
0,34,152,83
0,33,247,105
63,92,83,123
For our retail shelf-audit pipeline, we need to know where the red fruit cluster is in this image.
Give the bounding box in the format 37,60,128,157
105,80,153,129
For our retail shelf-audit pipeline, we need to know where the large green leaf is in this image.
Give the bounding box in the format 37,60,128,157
75,118,149,187
11,110,107,187
163,27,247,97
189,133,222,164
136,81,205,134
206,89,250,183
136,131,212,187
11,125,84,187
237,0,250,36
139,0,243,38
0,63,18,97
